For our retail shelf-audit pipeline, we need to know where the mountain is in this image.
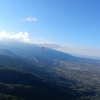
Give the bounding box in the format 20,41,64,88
0,54,99,99
0,41,100,99
0,54,53,77
0,65,81,100
0,41,83,67
0,49,19,58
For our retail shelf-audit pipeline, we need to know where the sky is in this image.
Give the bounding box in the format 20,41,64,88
0,0,100,58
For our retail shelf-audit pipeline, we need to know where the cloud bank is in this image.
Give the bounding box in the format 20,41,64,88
0,31,61,47
0,31,29,42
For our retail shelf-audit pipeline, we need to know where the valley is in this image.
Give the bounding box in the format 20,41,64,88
0,42,100,99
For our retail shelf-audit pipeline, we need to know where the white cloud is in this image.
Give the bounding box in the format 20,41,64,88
24,17,37,21
0,31,30,42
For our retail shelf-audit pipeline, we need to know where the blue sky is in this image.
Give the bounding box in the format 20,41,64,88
0,0,100,57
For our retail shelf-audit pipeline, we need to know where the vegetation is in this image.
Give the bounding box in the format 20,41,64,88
0,66,79,100
0,63,100,99
0,93,24,100
0,43,100,99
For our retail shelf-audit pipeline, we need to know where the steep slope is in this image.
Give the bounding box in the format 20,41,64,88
10,42,76,61
0,66,80,100
0,54,52,76
0,41,97,64
0,41,79,67
0,49,19,58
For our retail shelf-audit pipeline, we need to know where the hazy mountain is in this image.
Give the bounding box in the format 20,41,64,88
0,41,84,67
0,49,19,58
